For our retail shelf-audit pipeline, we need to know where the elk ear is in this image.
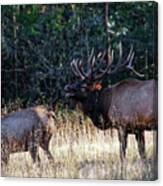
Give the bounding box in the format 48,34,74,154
94,83,102,91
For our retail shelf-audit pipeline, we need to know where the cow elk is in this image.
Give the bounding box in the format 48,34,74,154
65,43,158,178
1,105,57,169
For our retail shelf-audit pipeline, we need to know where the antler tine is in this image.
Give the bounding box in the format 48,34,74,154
71,59,80,78
109,44,144,77
92,50,107,74
127,45,135,67
110,41,123,72
71,59,86,80
127,44,134,62
71,49,98,81
97,52,102,58
93,50,112,81
91,55,96,68
117,41,123,66
96,43,123,78
106,43,134,76
86,48,95,79
76,60,89,79
76,59,89,80
107,47,114,66
97,50,106,64
98,43,120,77
88,48,95,66
126,46,145,77
90,55,96,79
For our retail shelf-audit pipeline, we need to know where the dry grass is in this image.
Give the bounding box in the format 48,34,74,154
1,110,157,180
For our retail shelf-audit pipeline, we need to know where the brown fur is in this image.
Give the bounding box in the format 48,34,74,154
105,79,157,175
104,79,157,129
1,105,57,166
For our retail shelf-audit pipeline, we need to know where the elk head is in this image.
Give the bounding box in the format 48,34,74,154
65,43,144,103
65,43,145,129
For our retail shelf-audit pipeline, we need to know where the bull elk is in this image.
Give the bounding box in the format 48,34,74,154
65,43,158,178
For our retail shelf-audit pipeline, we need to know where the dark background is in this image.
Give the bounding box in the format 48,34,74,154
1,2,158,110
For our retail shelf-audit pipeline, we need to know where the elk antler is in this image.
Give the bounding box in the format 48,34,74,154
70,42,144,81
94,42,144,79
71,59,87,80
126,49,145,77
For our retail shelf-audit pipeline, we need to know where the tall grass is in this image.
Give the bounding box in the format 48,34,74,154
1,109,157,180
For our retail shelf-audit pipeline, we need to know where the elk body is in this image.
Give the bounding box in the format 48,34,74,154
65,44,158,176
1,105,57,166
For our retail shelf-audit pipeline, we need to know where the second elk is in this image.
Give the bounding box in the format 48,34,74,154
1,105,57,166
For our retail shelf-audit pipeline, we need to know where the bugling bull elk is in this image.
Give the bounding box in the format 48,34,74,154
1,105,57,167
65,43,158,174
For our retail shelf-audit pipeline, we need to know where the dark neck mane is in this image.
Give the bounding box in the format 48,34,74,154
79,88,113,130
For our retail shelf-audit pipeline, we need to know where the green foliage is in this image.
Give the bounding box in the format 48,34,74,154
1,2,158,107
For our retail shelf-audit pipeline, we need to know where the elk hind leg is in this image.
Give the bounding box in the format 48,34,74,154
152,130,158,180
135,130,147,179
1,146,10,176
135,130,146,160
1,137,11,176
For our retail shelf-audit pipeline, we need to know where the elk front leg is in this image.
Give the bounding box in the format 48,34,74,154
28,128,41,164
1,139,10,176
135,130,146,160
28,141,41,164
118,127,128,179
40,134,54,163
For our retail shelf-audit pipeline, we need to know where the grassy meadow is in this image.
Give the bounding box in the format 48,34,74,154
1,109,157,180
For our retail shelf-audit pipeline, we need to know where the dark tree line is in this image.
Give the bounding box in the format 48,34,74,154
1,2,158,108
